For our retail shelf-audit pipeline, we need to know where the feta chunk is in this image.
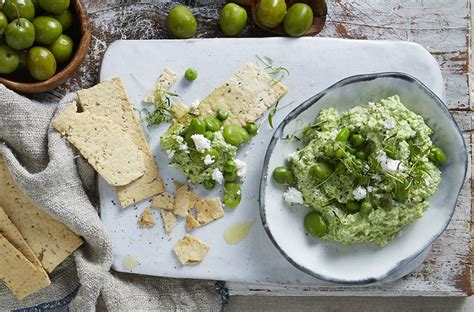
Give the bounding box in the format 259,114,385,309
234,159,247,180
192,99,200,108
353,186,367,201
377,151,405,173
191,134,211,153
166,150,175,159
203,154,215,165
367,186,374,193
287,152,298,161
283,187,304,205
384,117,395,129
211,168,224,184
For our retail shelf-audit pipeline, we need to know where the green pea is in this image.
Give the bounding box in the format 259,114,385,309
204,131,214,141
428,146,447,165
354,159,365,171
345,201,360,213
334,143,345,158
336,128,350,142
325,144,335,157
189,118,206,134
272,166,295,185
224,171,237,182
395,181,410,203
224,160,236,173
204,149,219,161
245,123,258,135
385,145,397,159
304,212,327,237
355,150,366,160
360,199,373,216
309,161,333,181
216,109,229,121
351,134,365,147
223,125,250,146
204,116,222,132
224,183,242,208
203,180,216,190
335,162,346,173
184,68,198,81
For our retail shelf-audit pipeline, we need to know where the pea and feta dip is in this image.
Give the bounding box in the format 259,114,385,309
273,95,446,247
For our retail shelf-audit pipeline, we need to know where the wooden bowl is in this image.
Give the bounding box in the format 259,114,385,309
0,0,91,94
234,0,327,36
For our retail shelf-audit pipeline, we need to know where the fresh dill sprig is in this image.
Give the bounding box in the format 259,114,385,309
142,90,179,128
256,55,289,82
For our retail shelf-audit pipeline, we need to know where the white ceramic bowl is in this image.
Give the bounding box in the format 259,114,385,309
260,72,468,284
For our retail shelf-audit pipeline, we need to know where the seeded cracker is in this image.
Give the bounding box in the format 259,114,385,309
195,198,224,226
197,63,288,126
53,102,145,186
152,192,175,210
138,207,155,228
173,182,190,217
170,102,190,120
185,215,201,231
77,77,164,207
172,234,209,265
144,67,178,103
161,210,177,232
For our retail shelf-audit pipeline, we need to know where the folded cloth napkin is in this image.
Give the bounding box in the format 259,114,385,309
0,85,221,311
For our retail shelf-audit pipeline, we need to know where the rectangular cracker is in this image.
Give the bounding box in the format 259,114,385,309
173,182,190,217
160,210,177,233
0,155,83,273
0,234,51,300
138,207,155,228
195,198,225,226
172,234,209,265
53,102,145,186
152,192,174,210
197,63,288,126
77,77,165,207
144,67,178,103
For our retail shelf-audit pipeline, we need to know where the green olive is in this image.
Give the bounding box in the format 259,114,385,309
244,123,258,135
336,128,350,142
304,212,327,237
5,18,35,50
224,182,242,208
345,201,360,213
272,166,295,185
219,3,247,36
47,34,73,63
39,0,69,15
224,171,237,182
355,150,366,160
184,67,198,81
0,45,19,74
52,8,73,31
224,160,236,173
167,5,197,39
204,116,222,132
283,3,313,37
3,0,35,21
0,12,8,36
309,161,333,181
27,46,56,81
428,146,447,165
33,16,62,45
360,199,373,216
350,133,365,147
203,180,216,190
216,109,229,121
222,124,250,146
256,0,287,28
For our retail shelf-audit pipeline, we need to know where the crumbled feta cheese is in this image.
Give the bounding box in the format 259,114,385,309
211,168,224,184
377,151,405,173
283,187,304,205
236,190,241,195
384,117,395,129
178,143,188,151
191,134,211,152
192,99,200,108
166,150,175,159
364,164,371,173
203,154,215,165
353,186,367,201
367,186,374,193
175,136,184,143
372,174,382,182
287,152,298,161
234,159,247,180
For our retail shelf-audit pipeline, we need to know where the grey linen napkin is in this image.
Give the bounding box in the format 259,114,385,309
0,84,221,311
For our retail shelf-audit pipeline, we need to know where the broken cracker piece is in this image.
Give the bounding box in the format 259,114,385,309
186,215,201,231
160,210,177,233
53,102,145,186
144,68,178,103
170,102,190,120
152,192,174,210
172,234,209,265
174,184,190,217
138,207,155,228
197,63,288,126
188,192,199,210
195,198,224,226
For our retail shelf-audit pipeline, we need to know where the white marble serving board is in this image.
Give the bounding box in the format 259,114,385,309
99,37,444,286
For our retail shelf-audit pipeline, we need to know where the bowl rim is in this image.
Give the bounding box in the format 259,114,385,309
0,0,91,93
259,71,468,285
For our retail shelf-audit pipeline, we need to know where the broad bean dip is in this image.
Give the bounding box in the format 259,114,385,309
273,95,447,246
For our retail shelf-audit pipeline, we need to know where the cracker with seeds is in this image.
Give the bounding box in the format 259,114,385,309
197,63,288,126
185,215,201,231
138,207,155,228
195,198,224,226
172,234,209,265
161,210,177,233
77,77,165,207
170,102,189,120
173,182,191,217
144,68,178,103
152,192,174,210
53,102,145,186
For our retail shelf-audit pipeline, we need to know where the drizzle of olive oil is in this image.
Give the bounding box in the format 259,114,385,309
122,255,138,270
224,220,256,245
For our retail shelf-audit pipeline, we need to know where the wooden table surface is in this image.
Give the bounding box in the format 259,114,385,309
54,0,472,297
